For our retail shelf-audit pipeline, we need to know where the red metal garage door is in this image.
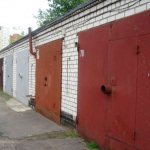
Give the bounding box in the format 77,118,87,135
36,39,62,124
135,34,150,150
106,37,137,149
78,10,150,150
77,25,110,147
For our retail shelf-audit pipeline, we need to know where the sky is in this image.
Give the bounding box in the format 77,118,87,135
0,0,48,34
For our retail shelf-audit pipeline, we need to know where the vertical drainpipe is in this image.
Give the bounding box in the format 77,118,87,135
28,27,36,57
28,27,36,108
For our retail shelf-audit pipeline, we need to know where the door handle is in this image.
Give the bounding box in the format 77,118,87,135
44,77,48,87
19,73,23,79
101,85,112,95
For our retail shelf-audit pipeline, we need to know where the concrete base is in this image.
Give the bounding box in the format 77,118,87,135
0,96,87,150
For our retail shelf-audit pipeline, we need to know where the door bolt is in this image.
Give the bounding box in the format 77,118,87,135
136,45,140,55
133,131,136,141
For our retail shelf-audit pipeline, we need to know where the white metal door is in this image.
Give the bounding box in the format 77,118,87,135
16,50,29,105
5,55,13,96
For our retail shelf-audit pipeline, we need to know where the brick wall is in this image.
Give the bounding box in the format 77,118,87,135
1,0,150,126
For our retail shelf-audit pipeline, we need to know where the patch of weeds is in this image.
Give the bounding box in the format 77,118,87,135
86,141,100,150
64,129,79,138
23,130,79,141
0,90,12,101
24,131,66,140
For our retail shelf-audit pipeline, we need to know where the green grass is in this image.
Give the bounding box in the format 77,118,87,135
63,130,101,149
86,141,100,150
64,129,79,138
0,90,12,100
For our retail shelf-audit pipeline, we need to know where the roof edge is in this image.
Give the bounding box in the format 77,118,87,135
0,0,105,53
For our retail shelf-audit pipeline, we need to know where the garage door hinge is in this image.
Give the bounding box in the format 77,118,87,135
133,131,136,141
136,45,140,55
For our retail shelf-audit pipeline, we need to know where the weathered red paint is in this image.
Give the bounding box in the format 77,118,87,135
135,34,150,150
106,139,136,150
36,39,62,124
78,10,150,150
110,10,150,40
106,37,137,149
78,24,109,148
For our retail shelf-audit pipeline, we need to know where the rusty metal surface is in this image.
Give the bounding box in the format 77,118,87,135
106,139,136,150
107,37,137,146
135,34,150,150
77,25,109,147
78,10,150,150
110,10,150,41
0,58,3,89
36,39,62,124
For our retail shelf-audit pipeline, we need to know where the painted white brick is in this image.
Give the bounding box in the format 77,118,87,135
108,15,116,22
91,6,96,12
115,12,125,19
125,9,135,17
93,21,99,27
107,5,112,11
104,0,111,6
97,3,103,9
103,11,111,18
111,3,116,9
140,0,149,5
115,1,121,7
147,2,150,9
96,15,103,21
120,0,126,5
135,4,147,13
100,18,108,25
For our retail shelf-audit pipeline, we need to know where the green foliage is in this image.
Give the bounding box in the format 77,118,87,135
64,129,79,138
9,34,24,44
86,141,100,150
36,0,88,26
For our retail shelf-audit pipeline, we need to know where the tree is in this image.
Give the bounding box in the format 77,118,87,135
9,34,24,44
36,0,88,26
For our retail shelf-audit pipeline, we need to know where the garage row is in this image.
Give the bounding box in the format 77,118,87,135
0,1,150,150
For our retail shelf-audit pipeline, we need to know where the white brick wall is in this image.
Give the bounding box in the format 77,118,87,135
3,57,6,92
13,52,16,97
0,0,150,122
28,54,36,96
